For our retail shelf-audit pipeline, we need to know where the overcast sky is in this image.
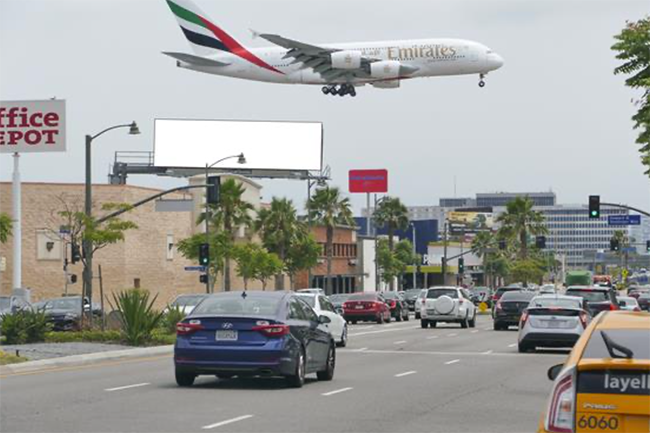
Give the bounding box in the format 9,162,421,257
1,0,648,215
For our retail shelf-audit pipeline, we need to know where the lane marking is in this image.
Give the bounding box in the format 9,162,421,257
202,415,254,430
341,348,565,358
483,327,492,331
322,387,353,396
105,382,150,392
447,333,457,337
508,343,517,348
348,326,419,337
426,336,439,340
471,330,479,333
394,340,407,344
445,359,461,365
355,347,368,352
395,370,417,378
482,350,493,355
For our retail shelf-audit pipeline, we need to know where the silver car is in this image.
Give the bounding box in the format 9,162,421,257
517,294,588,353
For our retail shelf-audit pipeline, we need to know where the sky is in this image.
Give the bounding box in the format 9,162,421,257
1,0,649,215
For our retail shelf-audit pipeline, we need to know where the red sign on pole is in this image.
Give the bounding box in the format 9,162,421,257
349,169,388,193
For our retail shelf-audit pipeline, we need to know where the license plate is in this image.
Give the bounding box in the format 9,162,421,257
547,320,561,328
216,330,238,341
355,305,364,309
576,413,622,432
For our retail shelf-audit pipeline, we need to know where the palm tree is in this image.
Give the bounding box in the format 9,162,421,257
0,213,12,244
374,197,409,290
472,230,496,287
200,178,254,291
256,198,300,290
307,187,354,295
496,197,547,260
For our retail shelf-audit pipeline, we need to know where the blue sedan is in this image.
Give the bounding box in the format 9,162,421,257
174,291,336,387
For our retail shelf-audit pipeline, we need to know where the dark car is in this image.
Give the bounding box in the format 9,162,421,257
0,296,33,324
491,287,523,317
637,293,650,311
564,286,618,316
381,291,410,321
342,293,391,324
38,297,100,331
174,291,335,388
329,294,352,315
493,291,536,330
403,289,423,311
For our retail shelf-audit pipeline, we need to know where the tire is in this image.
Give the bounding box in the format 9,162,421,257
493,322,503,331
468,312,476,328
404,311,410,321
420,319,428,329
351,320,357,325
377,314,384,324
175,370,196,387
317,344,335,381
518,342,532,353
430,321,437,328
336,325,347,348
396,309,403,322
415,312,421,319
286,349,306,388
460,314,469,329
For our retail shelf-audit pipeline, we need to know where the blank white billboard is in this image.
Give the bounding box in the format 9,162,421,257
154,119,322,171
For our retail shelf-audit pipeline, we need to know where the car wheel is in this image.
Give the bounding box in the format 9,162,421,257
377,314,384,324
420,319,428,329
468,312,476,328
518,342,531,353
175,370,196,387
317,343,335,381
460,314,469,329
337,325,347,348
404,311,410,321
493,322,502,331
430,321,437,328
415,312,420,319
286,348,306,388
396,309,403,322
350,320,357,325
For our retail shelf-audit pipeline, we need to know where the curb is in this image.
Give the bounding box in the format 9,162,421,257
0,344,174,375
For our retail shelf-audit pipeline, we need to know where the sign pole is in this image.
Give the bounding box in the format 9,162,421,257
12,152,22,293
366,192,370,236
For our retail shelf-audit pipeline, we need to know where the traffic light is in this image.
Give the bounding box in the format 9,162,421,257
458,257,465,274
646,240,650,253
206,176,221,205
535,235,546,249
199,274,208,284
71,243,81,264
588,195,600,219
610,238,620,252
199,243,210,266
498,240,507,250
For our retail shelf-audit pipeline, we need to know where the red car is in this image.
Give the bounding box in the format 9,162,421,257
343,293,391,324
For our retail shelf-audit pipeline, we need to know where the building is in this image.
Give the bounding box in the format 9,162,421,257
439,197,476,208
476,192,556,208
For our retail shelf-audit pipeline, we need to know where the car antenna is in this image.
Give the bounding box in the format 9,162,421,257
600,330,634,359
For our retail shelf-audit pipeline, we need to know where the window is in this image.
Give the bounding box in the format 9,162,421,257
166,235,174,260
295,297,319,322
288,298,307,320
320,296,335,313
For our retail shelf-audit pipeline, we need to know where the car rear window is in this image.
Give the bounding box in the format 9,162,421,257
382,292,400,299
427,289,458,299
348,294,378,301
191,296,281,317
500,292,535,302
529,298,583,309
565,290,609,303
582,329,650,360
172,295,206,307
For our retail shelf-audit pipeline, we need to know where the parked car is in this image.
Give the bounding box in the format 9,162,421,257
403,289,423,311
420,287,477,329
537,311,649,433
168,294,210,314
328,294,352,315
174,291,335,387
517,294,589,352
296,293,348,347
342,293,391,324
0,296,32,324
414,289,427,319
380,291,410,322
637,293,650,311
617,296,642,312
38,297,100,331
493,291,536,330
296,288,325,295
564,286,618,316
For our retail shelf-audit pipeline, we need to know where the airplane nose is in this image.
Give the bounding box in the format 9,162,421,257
489,53,504,70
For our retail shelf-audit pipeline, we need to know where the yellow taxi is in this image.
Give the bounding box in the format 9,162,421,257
538,311,650,433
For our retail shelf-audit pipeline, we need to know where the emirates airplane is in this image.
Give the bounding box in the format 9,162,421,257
164,0,504,97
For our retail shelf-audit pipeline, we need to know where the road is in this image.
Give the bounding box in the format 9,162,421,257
1,315,567,433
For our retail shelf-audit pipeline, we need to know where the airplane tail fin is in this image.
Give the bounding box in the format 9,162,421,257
165,0,246,56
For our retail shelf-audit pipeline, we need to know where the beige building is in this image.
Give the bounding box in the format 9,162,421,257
0,175,267,307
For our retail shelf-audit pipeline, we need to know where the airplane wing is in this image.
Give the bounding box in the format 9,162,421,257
162,52,231,67
258,33,375,82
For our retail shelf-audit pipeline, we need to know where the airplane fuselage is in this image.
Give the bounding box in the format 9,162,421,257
176,38,504,85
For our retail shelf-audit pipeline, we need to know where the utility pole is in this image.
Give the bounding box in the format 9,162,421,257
442,221,448,285
411,223,417,289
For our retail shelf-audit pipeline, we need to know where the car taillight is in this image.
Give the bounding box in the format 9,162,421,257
546,371,575,433
579,312,588,328
389,300,397,308
252,324,289,337
609,303,618,310
520,310,529,327
176,321,204,335
492,295,498,301
343,302,351,310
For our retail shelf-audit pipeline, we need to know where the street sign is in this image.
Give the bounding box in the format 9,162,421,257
607,215,641,225
184,266,206,272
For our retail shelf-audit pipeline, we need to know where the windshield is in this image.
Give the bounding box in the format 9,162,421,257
46,298,82,311
566,290,608,303
329,294,350,302
404,289,422,300
382,292,399,300
427,289,458,299
191,295,282,317
529,297,582,309
171,295,206,307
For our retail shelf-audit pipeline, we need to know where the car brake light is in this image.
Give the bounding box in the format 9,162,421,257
492,295,498,301
389,300,397,308
520,310,529,327
609,303,618,310
252,324,289,337
546,372,575,433
176,321,204,335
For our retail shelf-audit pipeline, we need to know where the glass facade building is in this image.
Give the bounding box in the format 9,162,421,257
477,192,556,208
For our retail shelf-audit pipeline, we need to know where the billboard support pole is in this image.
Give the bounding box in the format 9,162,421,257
366,193,370,236
12,152,22,293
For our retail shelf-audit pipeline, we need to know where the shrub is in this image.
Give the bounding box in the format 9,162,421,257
150,330,176,346
0,349,28,365
0,310,51,344
44,330,122,344
109,289,165,346
159,304,186,335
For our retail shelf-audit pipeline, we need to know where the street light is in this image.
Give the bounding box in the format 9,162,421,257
83,121,139,324
204,153,246,293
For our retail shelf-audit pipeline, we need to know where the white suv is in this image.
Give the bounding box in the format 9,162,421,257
420,287,477,328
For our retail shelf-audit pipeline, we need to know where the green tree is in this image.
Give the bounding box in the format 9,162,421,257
254,250,284,291
377,238,417,288
612,17,650,175
307,187,354,294
232,243,263,290
0,212,12,244
374,197,409,290
284,230,321,290
472,231,497,287
255,197,300,290
199,179,254,291
177,231,229,288
496,197,547,261
508,258,547,286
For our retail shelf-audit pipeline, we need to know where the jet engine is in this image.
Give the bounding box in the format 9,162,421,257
370,61,418,79
330,51,362,69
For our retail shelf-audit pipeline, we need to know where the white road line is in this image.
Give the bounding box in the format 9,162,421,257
445,359,461,365
426,336,439,340
508,343,517,348
483,327,492,330
105,383,150,392
202,415,254,430
482,350,493,355
348,326,419,337
394,340,407,344
447,333,457,337
471,330,479,333
355,347,368,352
395,371,417,378
341,348,566,358
322,387,353,396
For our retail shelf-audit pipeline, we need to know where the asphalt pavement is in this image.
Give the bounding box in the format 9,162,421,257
0,315,568,433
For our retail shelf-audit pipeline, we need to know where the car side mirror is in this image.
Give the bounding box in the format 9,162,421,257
547,363,563,381
319,315,331,325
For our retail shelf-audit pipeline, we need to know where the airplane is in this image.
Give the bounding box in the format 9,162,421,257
163,0,504,97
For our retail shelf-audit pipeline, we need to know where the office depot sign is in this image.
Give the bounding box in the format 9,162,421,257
0,100,66,153
349,169,388,193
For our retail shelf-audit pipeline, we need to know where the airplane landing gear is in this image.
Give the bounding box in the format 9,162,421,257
322,86,330,95
322,84,356,97
478,73,486,88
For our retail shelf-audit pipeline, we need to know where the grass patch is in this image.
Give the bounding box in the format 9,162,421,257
42,330,176,346
0,349,28,365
